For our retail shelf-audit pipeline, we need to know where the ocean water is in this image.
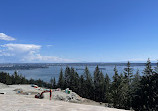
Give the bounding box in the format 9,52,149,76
0,63,156,82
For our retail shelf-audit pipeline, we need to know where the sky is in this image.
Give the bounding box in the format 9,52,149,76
0,0,158,63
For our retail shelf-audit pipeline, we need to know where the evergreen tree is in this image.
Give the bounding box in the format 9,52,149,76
143,58,153,76
21,76,27,84
50,77,56,88
57,68,65,89
36,79,43,87
72,72,80,92
131,69,141,92
122,61,134,109
50,77,53,88
83,66,94,99
119,74,129,109
93,65,100,101
0,72,7,84
132,59,158,110
124,61,133,84
131,69,141,110
111,66,122,108
70,67,75,90
78,75,86,97
29,78,35,84
104,73,111,103
53,77,56,88
6,73,12,85
64,66,71,88
93,66,105,102
132,73,158,111
14,71,21,84
99,71,105,102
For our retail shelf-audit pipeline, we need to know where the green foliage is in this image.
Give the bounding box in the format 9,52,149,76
83,66,94,99
124,61,133,84
122,61,133,109
143,58,153,76
50,77,56,88
64,66,71,88
53,77,56,88
78,75,86,97
0,71,51,88
57,68,65,89
111,66,123,108
111,63,134,109
132,74,158,111
72,71,80,93
104,73,111,103
132,59,158,111
0,59,157,110
93,66,105,102
131,69,141,93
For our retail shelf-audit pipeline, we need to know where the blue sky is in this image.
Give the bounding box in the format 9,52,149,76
0,0,158,63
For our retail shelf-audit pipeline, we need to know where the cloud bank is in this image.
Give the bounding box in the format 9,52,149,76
0,43,73,63
0,33,75,63
0,33,16,41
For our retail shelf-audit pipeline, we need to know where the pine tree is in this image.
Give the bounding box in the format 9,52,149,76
104,73,111,103
14,71,21,84
6,73,12,85
132,59,157,111
143,58,153,76
73,72,80,92
131,69,141,110
58,68,65,89
21,76,27,84
70,67,75,90
64,66,71,88
0,72,8,84
121,61,134,109
93,65,100,101
53,77,56,88
93,65,106,102
124,61,133,84
111,66,122,108
83,66,94,99
131,69,141,91
29,78,35,84
99,71,105,102
119,73,130,109
78,75,86,97
36,79,43,87
50,77,53,88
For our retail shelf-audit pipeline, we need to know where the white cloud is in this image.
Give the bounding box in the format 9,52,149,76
0,52,14,56
0,43,74,63
0,50,13,56
0,33,16,41
1,44,41,52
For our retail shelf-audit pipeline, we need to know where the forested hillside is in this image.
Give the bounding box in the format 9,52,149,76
0,59,157,110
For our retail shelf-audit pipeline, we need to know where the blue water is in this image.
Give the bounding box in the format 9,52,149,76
0,63,156,82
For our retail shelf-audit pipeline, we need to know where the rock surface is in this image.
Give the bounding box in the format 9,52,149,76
0,83,127,111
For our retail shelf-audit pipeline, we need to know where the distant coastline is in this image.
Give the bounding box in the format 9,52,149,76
0,63,49,70
0,63,157,70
